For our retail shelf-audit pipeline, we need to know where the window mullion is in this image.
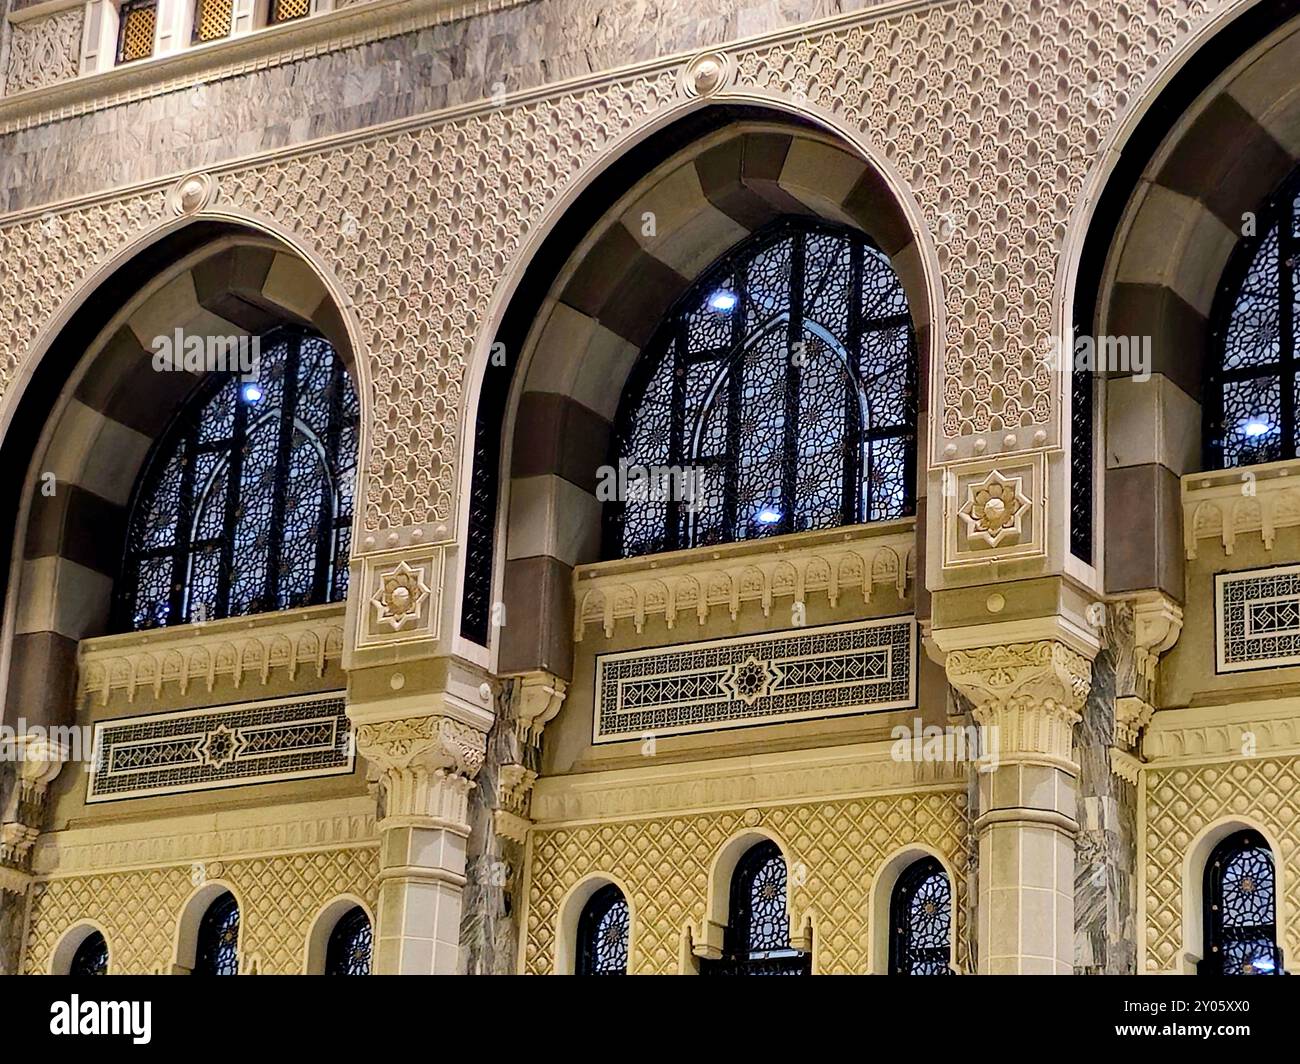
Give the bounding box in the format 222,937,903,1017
723,265,746,539
215,380,250,618
167,423,201,626
265,332,302,611
667,325,686,551
846,240,865,525
781,232,806,536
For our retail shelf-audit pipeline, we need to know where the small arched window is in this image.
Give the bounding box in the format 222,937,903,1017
575,884,629,975
889,856,953,975
194,891,240,976
325,906,373,976
1209,171,1300,468
1201,831,1283,975
69,930,109,976
117,328,358,631
701,840,809,976
609,218,916,559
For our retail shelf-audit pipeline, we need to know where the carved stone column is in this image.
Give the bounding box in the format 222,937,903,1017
944,639,1092,973
355,714,488,975
0,735,67,974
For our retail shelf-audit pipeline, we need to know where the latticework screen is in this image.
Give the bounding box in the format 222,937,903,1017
193,0,233,42
116,0,156,63
270,0,310,23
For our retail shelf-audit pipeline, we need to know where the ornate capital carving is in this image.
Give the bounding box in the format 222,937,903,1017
1131,591,1182,704
944,640,1091,763
355,716,487,827
1,735,68,869
514,672,567,743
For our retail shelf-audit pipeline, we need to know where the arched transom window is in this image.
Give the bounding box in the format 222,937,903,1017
1201,831,1283,975
701,840,809,976
325,906,373,976
1209,172,1300,468
609,218,916,559
889,856,953,975
575,884,630,976
194,891,240,976
117,328,358,631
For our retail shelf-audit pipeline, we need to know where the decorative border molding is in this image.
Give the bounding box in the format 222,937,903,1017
530,738,966,827
593,617,917,743
78,603,345,703
86,692,353,802
1142,699,1300,765
574,521,914,640
1215,563,1300,673
30,795,377,874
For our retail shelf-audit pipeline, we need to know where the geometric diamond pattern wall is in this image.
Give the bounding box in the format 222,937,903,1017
1144,758,1300,972
526,791,970,975
23,847,377,974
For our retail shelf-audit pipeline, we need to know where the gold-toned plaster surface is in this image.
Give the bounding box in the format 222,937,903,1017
24,847,378,974
1144,757,1300,972
525,790,969,974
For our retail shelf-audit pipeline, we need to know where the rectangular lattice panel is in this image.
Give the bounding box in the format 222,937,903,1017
87,693,353,802
593,617,916,742
270,0,310,22
1216,564,1300,672
116,0,156,63
193,0,233,42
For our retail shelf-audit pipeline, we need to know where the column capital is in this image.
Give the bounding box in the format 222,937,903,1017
944,639,1092,763
355,715,488,828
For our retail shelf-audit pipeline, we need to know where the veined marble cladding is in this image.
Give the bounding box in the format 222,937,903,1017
1073,604,1137,975
0,0,885,213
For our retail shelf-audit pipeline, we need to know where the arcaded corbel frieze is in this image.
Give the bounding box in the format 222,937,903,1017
513,672,567,744
354,715,487,827
941,640,1092,764
1181,459,1300,558
574,521,914,640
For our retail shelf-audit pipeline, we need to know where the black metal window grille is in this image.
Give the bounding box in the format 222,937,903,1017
1208,170,1300,469
115,0,157,64
575,884,629,975
888,856,953,975
116,327,358,632
700,840,810,976
325,906,372,976
608,218,917,559
69,931,109,976
1069,336,1094,563
1200,831,1284,975
194,892,239,976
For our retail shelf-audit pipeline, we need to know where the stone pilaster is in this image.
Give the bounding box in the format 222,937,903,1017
944,638,1092,974
354,713,488,975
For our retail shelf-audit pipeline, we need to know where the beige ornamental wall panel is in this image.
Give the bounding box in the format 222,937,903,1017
24,845,378,974
524,789,970,975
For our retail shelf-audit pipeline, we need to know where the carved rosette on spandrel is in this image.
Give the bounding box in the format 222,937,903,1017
944,640,1092,767
354,716,487,831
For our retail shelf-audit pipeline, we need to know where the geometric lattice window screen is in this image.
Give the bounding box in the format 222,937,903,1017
1215,565,1300,672
87,694,352,802
594,617,915,743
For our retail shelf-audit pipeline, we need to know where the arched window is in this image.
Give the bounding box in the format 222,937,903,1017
575,884,629,975
609,218,916,559
325,906,373,976
1200,831,1283,975
889,856,953,975
69,930,109,976
701,840,809,976
193,891,240,976
117,328,358,631
1209,171,1300,468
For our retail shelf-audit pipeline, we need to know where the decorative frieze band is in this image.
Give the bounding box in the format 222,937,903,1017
593,617,916,743
574,522,914,640
1182,460,1300,558
78,603,345,704
86,693,352,802
1215,564,1300,673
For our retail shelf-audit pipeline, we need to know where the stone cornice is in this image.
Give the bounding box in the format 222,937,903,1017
0,0,527,135
1142,699,1300,765
29,796,378,876
77,602,345,703
529,740,965,827
1182,458,1300,558
574,520,915,640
